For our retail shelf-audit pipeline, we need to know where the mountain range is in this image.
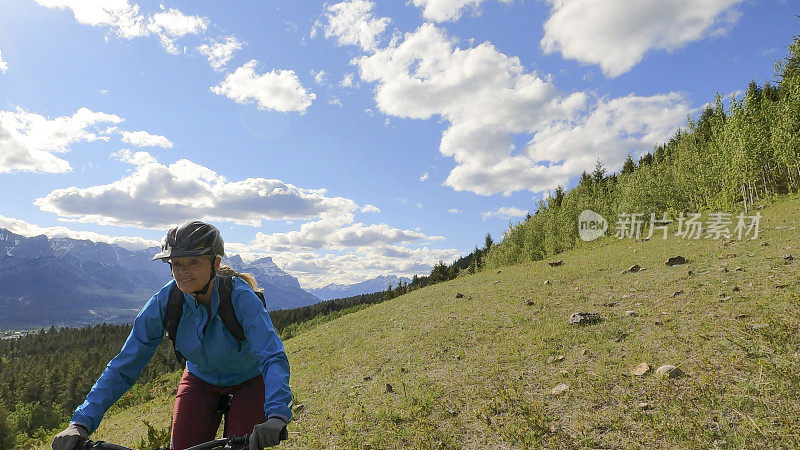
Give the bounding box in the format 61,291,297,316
308,275,413,301
0,229,320,330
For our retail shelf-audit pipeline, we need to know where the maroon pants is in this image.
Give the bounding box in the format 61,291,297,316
171,369,266,450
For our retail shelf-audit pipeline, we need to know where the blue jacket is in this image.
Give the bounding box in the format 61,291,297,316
71,276,293,433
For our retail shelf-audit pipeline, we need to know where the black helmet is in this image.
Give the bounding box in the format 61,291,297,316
152,220,224,262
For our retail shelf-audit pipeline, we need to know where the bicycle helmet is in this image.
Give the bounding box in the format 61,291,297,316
153,220,224,297
153,220,224,261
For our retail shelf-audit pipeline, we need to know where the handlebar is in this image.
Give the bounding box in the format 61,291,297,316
80,435,249,450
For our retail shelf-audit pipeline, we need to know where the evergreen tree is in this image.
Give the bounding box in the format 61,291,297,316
621,155,636,175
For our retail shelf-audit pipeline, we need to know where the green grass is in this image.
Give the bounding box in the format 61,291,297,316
44,195,800,449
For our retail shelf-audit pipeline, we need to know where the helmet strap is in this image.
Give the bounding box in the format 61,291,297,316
191,259,217,298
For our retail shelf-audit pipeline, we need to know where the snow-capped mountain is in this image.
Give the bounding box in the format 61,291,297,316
308,275,413,301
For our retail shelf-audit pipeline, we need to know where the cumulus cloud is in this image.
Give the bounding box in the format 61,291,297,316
0,214,158,250
250,213,441,252
419,172,429,182
312,69,327,84
119,130,173,148
198,35,243,71
482,206,528,221
34,1,209,54
541,0,743,77
211,60,316,113
246,243,460,288
0,107,123,174
361,204,381,213
320,0,390,52
328,97,343,107
354,23,689,195
447,208,461,214
0,50,8,73
147,7,208,54
34,0,148,38
34,151,356,228
411,0,512,22
340,73,356,87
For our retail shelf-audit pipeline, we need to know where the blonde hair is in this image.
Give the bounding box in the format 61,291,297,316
217,263,262,293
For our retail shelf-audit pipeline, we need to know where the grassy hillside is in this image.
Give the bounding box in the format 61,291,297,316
55,195,799,449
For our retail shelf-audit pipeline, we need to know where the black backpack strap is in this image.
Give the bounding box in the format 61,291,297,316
164,283,187,366
217,275,247,350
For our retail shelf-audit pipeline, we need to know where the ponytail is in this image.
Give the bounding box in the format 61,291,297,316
217,264,262,293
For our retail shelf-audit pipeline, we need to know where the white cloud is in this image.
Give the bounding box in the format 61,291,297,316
329,97,343,107
361,204,380,213
34,1,209,55
340,73,356,87
411,0,512,22
34,151,356,229
253,244,461,289
211,60,316,113
0,107,123,174
482,206,528,221
312,69,327,84
355,23,689,196
119,130,173,148
447,208,461,214
147,7,208,54
416,203,423,209
419,172,429,181
0,50,8,74
0,214,158,250
540,0,743,77
321,0,390,52
34,0,148,38
198,36,243,71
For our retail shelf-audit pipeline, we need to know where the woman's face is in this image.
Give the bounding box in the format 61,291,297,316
171,256,215,293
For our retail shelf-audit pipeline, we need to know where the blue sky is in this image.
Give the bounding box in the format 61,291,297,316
0,0,796,288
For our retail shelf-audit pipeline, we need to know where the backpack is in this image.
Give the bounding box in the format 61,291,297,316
163,275,267,365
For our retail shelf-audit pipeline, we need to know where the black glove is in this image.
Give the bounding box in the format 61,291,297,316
52,423,89,450
249,417,288,449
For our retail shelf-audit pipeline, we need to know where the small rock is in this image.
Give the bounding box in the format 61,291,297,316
630,362,651,376
719,267,729,273
624,310,637,317
638,402,651,410
615,333,628,342
666,256,687,266
525,299,534,306
496,270,502,274
573,286,580,291
623,264,641,274
363,376,372,381
654,319,663,325
672,290,683,297
732,286,740,292
493,280,500,284
601,301,618,307
735,266,744,271
550,422,561,433
580,349,590,356
559,369,570,376
734,314,747,320
720,253,737,259
549,260,564,267
752,323,769,330
543,280,552,286
385,383,394,393
784,254,794,262
687,270,693,276
569,312,601,325
551,383,569,395
293,403,305,413
455,293,464,299
547,355,565,364
761,242,769,246
447,409,458,417
655,365,685,379
720,296,732,302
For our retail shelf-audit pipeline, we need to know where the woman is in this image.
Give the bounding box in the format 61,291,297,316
52,221,293,450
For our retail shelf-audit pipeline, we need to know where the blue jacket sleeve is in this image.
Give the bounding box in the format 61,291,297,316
234,279,293,422
71,288,167,433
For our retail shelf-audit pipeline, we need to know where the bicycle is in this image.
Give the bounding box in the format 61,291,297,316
80,435,250,450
